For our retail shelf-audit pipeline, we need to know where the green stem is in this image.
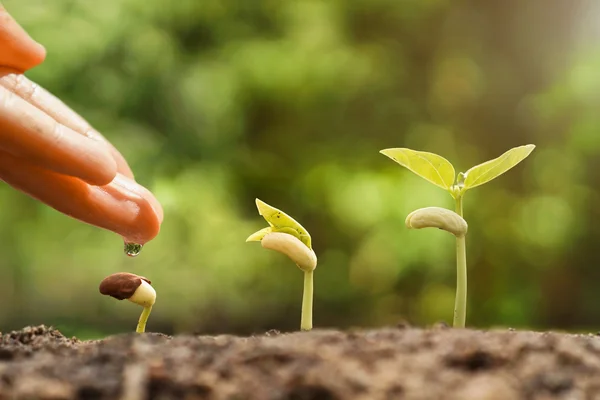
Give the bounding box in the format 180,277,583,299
136,306,152,333
301,270,314,331
454,196,467,328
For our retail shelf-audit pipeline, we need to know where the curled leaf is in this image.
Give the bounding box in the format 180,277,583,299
255,199,312,248
462,144,535,191
406,207,468,237
380,148,456,191
246,227,273,242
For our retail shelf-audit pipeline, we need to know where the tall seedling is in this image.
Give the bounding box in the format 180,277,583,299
380,144,535,327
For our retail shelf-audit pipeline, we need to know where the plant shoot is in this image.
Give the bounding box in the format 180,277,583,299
381,144,535,327
247,199,317,331
99,272,156,333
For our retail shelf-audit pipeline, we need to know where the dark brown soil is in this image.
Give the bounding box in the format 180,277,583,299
0,324,599,399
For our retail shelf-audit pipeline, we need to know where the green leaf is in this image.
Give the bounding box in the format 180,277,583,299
462,144,536,191
254,199,312,248
380,148,456,191
246,227,272,242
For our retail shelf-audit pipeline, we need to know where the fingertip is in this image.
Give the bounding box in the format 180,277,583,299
11,41,46,71
0,5,47,71
27,42,46,68
149,192,164,224
135,209,162,245
121,198,162,245
110,173,163,244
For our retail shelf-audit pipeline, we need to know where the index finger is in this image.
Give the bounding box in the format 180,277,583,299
0,4,46,72
0,84,117,186
0,70,135,179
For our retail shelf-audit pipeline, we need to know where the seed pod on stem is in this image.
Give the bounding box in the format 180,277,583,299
405,207,468,237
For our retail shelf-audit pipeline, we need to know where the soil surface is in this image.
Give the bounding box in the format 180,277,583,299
0,324,599,399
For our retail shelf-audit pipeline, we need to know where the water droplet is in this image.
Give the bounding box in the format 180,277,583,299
124,242,143,257
456,172,467,188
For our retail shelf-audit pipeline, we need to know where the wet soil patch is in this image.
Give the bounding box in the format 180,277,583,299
0,324,599,399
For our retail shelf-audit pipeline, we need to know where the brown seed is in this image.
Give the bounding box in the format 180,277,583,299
99,272,151,301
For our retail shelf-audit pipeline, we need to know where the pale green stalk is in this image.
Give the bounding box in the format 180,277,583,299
136,306,152,333
301,270,314,331
454,196,467,328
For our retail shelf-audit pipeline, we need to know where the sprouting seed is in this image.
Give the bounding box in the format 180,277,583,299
99,272,156,333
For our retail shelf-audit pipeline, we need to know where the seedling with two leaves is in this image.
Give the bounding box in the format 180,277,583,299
380,144,536,328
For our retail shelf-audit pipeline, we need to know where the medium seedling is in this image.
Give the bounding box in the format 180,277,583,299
380,144,535,327
99,272,156,333
246,199,317,331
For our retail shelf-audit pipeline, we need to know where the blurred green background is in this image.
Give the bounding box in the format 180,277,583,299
1,0,598,339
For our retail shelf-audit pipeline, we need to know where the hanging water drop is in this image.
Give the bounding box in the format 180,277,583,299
124,242,143,257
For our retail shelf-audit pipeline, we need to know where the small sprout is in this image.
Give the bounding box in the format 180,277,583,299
380,144,535,327
406,207,468,237
247,199,317,331
99,272,156,333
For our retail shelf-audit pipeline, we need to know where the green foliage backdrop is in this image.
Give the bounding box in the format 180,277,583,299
2,0,599,338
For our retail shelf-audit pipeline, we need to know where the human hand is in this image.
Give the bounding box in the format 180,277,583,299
0,5,163,245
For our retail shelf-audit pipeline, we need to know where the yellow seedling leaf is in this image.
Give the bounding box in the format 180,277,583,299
380,148,456,191
462,144,535,191
254,199,312,249
246,227,273,242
